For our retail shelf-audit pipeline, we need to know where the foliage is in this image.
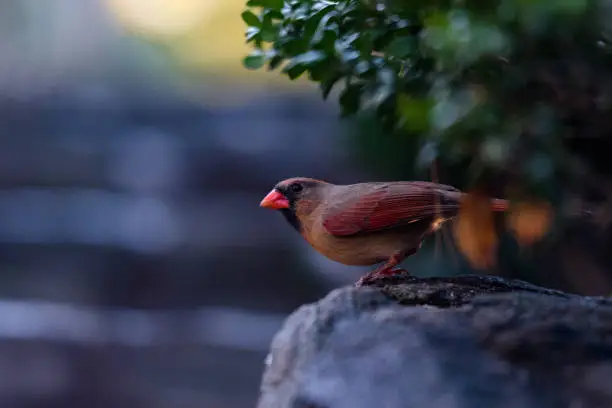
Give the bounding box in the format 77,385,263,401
242,0,612,203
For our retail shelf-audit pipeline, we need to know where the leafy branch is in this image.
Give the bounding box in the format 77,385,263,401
242,0,612,205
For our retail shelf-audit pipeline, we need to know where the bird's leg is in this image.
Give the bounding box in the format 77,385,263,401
355,249,416,287
355,256,403,287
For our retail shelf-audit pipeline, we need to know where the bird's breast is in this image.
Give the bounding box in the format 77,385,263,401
301,222,424,266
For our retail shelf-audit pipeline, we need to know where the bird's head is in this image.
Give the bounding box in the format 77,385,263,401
260,177,330,231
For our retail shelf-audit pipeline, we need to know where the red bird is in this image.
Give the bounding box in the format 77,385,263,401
260,178,509,286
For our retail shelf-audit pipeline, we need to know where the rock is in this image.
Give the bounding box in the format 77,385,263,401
257,273,612,408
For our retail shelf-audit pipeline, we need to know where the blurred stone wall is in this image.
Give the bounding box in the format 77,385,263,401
0,84,365,408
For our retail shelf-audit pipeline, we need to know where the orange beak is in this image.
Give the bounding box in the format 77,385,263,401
260,189,290,209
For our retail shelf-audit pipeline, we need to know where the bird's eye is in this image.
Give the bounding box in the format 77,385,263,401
289,183,303,193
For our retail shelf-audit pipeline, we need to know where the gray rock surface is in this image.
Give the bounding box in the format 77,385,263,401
258,273,612,408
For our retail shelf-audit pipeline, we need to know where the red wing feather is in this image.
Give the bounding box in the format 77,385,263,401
322,184,460,237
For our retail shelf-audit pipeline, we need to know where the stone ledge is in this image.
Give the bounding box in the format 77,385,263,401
258,274,612,408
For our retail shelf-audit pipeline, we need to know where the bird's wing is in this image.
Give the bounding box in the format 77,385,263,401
321,183,461,237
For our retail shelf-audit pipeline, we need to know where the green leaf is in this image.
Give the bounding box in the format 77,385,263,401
339,82,362,116
246,27,261,43
241,10,262,27
339,49,360,63
260,24,278,42
397,93,432,132
283,63,307,79
243,51,267,70
264,10,284,20
265,0,284,10
290,50,327,65
281,38,308,56
338,32,360,47
355,61,371,75
354,32,374,57
386,36,414,58
304,6,336,44
246,0,284,10
261,10,282,42
320,74,342,99
316,29,338,53
281,51,326,79
268,55,284,70
335,34,361,63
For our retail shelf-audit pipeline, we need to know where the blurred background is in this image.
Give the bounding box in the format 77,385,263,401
0,1,611,407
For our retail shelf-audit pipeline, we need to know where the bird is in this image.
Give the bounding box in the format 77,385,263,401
259,177,509,286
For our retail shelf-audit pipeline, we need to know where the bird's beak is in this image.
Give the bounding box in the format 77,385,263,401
260,189,290,209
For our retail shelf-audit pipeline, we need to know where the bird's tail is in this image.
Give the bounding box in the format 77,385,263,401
490,198,509,212
447,191,509,212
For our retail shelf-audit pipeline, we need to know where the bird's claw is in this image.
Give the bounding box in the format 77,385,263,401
354,266,408,287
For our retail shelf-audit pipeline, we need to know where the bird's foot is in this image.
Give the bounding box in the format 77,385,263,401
355,266,409,287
